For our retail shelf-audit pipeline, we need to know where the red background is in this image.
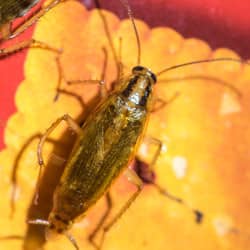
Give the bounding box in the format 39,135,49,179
1,0,250,149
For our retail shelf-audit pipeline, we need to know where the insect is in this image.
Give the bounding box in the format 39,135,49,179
0,0,67,58
2,0,248,249
22,0,248,249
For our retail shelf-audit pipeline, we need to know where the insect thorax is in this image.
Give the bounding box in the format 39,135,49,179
120,66,156,109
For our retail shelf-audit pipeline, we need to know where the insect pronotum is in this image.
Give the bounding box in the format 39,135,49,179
8,0,248,249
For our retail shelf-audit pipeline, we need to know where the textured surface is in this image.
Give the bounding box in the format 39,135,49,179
0,1,250,250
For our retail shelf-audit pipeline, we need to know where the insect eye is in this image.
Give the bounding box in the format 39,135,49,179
132,66,145,72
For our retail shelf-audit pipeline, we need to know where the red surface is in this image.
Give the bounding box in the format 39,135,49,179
1,0,250,149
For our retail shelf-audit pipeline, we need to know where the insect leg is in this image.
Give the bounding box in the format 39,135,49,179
136,137,203,223
54,89,87,109
152,180,203,223
9,133,60,217
142,137,162,169
53,55,91,103
54,47,108,101
37,114,82,167
66,48,108,99
88,192,112,249
0,39,61,58
151,92,180,113
99,168,143,249
35,114,82,204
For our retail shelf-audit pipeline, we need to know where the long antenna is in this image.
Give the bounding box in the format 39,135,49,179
158,75,242,98
156,58,248,76
120,0,141,65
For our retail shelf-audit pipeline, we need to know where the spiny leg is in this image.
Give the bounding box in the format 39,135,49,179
53,55,93,103
142,137,163,169
99,168,143,249
66,47,108,99
152,180,203,223
95,0,130,93
151,92,180,113
0,39,61,58
55,87,101,127
10,133,59,218
53,48,110,127
37,114,82,166
136,137,203,223
88,192,112,250
35,114,82,204
55,89,87,108
54,47,109,101
55,0,125,101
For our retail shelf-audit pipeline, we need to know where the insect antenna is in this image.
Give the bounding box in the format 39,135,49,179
156,58,250,97
95,0,141,68
156,58,249,76
158,74,242,98
120,0,141,65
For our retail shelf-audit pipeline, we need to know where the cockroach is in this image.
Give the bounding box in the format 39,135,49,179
17,0,247,249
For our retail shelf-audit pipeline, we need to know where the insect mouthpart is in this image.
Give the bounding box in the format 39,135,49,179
132,66,157,84
48,213,72,233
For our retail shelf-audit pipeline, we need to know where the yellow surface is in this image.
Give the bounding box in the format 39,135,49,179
0,1,250,250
